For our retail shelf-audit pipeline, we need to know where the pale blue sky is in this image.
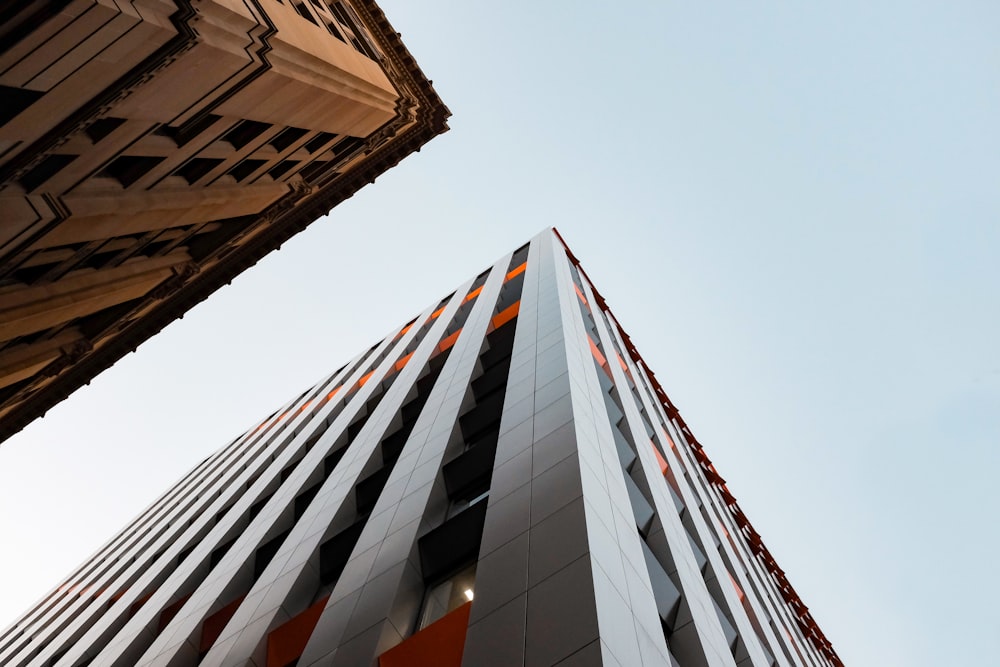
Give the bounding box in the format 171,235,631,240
1,2,997,665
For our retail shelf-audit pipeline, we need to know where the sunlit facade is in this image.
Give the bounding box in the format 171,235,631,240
0,230,841,666
0,0,449,441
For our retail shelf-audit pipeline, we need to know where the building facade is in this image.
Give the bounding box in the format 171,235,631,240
0,230,841,666
0,0,449,440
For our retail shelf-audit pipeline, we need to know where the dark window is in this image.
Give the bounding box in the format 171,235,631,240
324,448,345,477
326,22,346,41
319,520,366,585
0,85,43,125
210,538,236,568
298,161,330,183
254,530,290,578
84,117,125,143
294,1,318,24
418,501,489,583
19,154,77,192
304,132,336,154
294,484,321,519
268,160,299,180
331,135,364,157
227,159,267,182
174,158,224,184
100,155,164,187
269,127,308,151
222,120,271,149
355,466,392,515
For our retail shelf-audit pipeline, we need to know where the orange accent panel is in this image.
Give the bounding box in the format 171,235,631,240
574,283,588,305
505,262,526,281
379,601,472,667
200,596,245,653
326,386,342,402
430,305,446,320
395,352,414,371
464,286,483,302
587,336,607,367
266,596,330,667
397,322,413,338
728,572,745,601
651,442,669,474
616,352,628,372
439,329,462,352
358,371,375,387
491,301,520,329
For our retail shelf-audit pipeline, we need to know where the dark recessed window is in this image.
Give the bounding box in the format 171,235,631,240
222,120,271,150
294,2,318,25
326,22,346,41
227,159,267,182
304,132,336,154
0,85,44,125
174,158,224,184
157,114,221,147
84,117,126,143
19,154,77,192
100,156,165,187
269,127,308,152
268,160,299,180
331,135,364,157
298,161,330,183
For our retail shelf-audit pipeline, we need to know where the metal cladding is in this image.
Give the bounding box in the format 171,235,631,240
0,230,841,666
0,0,450,441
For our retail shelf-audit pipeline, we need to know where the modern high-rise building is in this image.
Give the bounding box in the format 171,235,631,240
0,0,449,440
0,230,841,667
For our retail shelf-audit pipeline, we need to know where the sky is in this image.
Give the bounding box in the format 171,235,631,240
1,2,998,665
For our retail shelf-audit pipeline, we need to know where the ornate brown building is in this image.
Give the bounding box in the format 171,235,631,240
0,0,449,441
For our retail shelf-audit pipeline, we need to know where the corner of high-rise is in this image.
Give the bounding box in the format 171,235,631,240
0,229,841,667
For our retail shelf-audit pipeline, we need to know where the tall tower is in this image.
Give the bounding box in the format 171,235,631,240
0,230,841,666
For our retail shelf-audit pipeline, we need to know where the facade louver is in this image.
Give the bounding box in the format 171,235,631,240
0,229,841,667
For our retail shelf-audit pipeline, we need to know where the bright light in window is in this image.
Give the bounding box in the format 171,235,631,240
464,588,474,601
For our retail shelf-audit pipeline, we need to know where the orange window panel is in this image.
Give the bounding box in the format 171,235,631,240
326,385,342,402
357,371,375,387
396,322,413,338
429,305,446,320
266,596,329,667
491,300,520,329
616,352,629,372
463,285,483,303
651,442,669,474
379,601,472,667
439,329,462,352
200,596,245,653
505,262,526,282
394,352,414,371
728,572,746,601
587,336,607,367
574,283,588,305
